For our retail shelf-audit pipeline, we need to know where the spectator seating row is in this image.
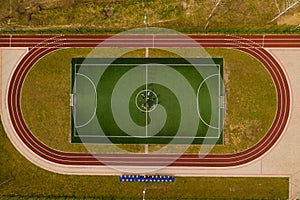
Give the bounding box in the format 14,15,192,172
120,175,174,183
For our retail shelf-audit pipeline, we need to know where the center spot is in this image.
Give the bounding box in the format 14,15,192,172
135,89,159,113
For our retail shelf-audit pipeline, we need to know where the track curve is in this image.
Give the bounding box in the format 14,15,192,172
4,34,293,167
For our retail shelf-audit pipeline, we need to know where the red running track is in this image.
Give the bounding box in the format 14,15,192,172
3,34,294,167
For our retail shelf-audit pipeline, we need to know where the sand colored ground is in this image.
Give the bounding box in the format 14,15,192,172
278,12,300,25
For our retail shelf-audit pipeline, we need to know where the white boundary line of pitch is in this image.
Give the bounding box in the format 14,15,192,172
145,48,149,138
218,65,221,138
145,47,149,153
73,62,222,139
73,135,220,138
74,64,218,66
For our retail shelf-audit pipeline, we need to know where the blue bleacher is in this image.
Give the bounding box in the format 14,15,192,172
120,175,174,183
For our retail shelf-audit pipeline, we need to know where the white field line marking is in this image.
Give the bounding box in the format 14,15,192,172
220,96,225,108
76,71,221,139
218,67,221,137
196,74,219,130
75,62,221,139
70,94,74,106
75,64,220,66
145,63,148,137
73,69,77,135
74,73,97,129
145,47,149,138
145,47,149,152
146,47,149,57
74,135,219,138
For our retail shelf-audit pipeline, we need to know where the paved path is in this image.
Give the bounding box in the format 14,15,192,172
1,48,27,116
262,48,300,199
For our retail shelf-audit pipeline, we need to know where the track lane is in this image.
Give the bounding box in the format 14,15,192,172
4,34,292,167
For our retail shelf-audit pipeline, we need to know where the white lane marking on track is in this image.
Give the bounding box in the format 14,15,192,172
12,44,286,162
7,36,291,165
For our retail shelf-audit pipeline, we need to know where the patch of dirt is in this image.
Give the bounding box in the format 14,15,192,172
277,12,300,25
225,119,263,152
182,0,200,15
116,144,145,153
222,65,230,144
223,65,230,108
149,144,167,153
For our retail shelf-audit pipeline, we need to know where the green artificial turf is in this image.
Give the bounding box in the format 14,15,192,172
71,58,223,144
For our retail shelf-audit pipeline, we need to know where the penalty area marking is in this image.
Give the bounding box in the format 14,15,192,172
196,73,220,130
74,73,97,129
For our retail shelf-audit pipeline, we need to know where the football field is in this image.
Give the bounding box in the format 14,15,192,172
71,58,224,144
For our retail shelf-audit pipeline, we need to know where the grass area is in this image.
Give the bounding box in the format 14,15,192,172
21,47,276,153
0,0,299,34
0,117,289,198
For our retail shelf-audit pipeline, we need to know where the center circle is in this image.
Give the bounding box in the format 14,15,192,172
135,89,158,113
